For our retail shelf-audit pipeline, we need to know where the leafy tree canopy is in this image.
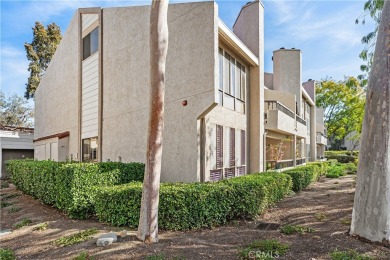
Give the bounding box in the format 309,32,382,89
356,0,384,83
0,91,34,127
316,77,366,146
24,21,61,99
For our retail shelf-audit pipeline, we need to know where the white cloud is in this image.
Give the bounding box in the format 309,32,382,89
0,45,30,97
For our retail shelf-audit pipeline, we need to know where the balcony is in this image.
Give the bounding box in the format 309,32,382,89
265,101,296,135
296,115,307,137
316,132,327,145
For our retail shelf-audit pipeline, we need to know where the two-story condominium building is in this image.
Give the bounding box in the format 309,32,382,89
34,0,327,181
263,49,325,170
34,1,267,182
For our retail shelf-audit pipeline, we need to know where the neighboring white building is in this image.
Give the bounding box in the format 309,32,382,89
0,126,34,178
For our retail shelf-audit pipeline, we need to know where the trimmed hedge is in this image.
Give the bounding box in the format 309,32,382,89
6,160,144,218
283,165,321,192
326,154,356,163
325,150,359,157
94,172,292,230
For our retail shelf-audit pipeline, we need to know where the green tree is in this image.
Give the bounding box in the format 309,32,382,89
356,0,384,83
316,77,366,149
0,91,34,127
24,21,62,99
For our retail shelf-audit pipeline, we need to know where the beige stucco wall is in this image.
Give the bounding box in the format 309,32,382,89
101,2,218,182
264,89,296,112
233,1,265,172
273,49,303,117
34,13,80,160
264,72,273,89
34,137,68,161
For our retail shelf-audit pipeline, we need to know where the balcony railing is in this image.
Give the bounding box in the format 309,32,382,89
296,115,307,126
316,132,326,138
266,159,294,170
265,100,295,119
296,158,306,165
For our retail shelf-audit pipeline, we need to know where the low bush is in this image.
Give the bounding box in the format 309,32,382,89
325,151,359,157
94,172,292,230
326,154,356,164
6,160,144,218
326,164,347,178
344,163,357,174
307,162,328,175
327,159,338,166
283,165,321,192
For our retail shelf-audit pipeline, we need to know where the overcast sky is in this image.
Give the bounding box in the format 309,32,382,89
0,0,375,99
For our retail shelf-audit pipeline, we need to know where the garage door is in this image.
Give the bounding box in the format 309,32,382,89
1,149,34,178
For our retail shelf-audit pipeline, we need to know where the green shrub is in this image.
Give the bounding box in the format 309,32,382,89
326,164,347,178
327,159,338,166
344,163,357,174
307,162,328,175
326,154,356,163
239,239,289,260
94,173,292,230
325,151,359,157
6,160,144,218
0,248,15,260
283,165,320,192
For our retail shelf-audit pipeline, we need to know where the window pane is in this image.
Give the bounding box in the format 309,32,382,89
82,139,91,161
230,57,235,96
224,53,230,93
90,27,99,55
82,137,98,162
219,50,223,91
235,62,241,99
83,34,91,60
241,70,246,101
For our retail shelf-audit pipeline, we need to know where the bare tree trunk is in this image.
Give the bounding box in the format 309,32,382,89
350,1,389,243
137,0,169,244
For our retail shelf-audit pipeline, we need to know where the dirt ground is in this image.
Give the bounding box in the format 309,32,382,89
1,175,389,260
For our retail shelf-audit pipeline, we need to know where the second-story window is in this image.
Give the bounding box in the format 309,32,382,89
83,27,99,60
218,47,247,113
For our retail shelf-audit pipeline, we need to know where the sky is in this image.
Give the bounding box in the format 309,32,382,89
0,0,376,99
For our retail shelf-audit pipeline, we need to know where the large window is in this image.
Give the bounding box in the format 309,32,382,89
218,47,247,113
211,125,246,181
83,27,99,60
82,137,98,162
